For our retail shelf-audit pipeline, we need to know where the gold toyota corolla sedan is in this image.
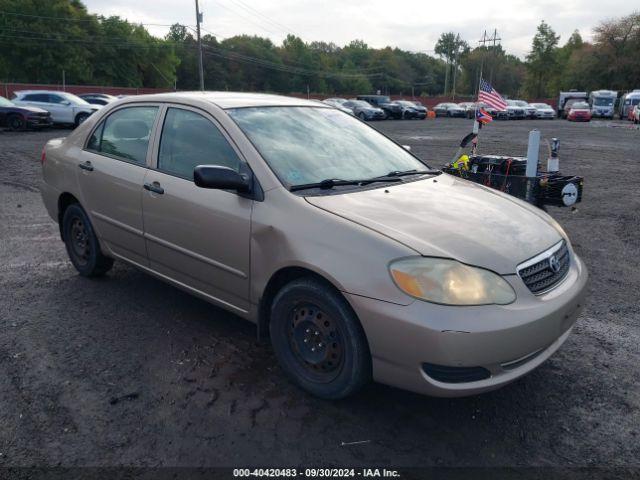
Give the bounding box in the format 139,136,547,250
40,92,588,399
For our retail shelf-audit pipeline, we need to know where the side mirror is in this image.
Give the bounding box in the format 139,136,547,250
194,165,251,193
61,100,71,106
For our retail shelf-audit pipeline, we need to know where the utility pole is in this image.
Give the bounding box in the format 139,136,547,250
478,29,501,85
452,34,461,101
195,0,205,91
443,44,450,97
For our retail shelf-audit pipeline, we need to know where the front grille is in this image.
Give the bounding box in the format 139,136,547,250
518,241,570,294
422,363,491,384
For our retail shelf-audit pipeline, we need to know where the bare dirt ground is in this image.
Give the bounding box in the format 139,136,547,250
0,118,639,469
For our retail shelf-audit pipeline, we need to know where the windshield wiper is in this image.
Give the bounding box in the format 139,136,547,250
290,177,403,192
383,169,442,177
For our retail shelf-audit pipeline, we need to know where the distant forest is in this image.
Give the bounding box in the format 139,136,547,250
1,1,639,97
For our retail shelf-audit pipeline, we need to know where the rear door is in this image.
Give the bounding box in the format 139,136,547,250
142,105,253,315
77,104,161,266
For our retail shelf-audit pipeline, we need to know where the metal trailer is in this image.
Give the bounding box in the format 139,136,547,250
588,90,617,118
558,91,588,118
619,90,640,120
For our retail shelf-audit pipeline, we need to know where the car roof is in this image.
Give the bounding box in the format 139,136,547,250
113,91,328,109
15,90,73,95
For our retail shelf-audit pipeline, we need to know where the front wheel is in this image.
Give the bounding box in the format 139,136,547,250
62,204,114,277
270,278,371,399
8,114,25,131
358,112,366,121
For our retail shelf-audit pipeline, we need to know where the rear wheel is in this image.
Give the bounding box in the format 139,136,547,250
7,114,25,131
62,204,113,277
270,278,371,399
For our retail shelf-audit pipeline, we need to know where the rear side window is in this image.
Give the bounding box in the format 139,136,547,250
158,108,241,179
89,106,158,165
23,93,50,102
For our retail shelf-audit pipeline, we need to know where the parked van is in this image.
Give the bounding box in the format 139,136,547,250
558,91,587,118
588,90,617,118
619,90,640,120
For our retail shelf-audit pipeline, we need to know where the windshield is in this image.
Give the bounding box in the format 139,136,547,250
228,107,428,189
0,96,14,107
572,102,589,109
594,97,614,106
348,100,372,108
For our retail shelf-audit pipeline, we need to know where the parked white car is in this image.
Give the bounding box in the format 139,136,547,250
13,90,100,127
531,103,556,119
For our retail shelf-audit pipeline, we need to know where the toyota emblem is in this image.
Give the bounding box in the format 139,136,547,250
549,255,561,273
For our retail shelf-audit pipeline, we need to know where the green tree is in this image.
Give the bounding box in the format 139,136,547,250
524,21,560,97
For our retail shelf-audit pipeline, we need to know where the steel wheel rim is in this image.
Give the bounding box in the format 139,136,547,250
287,303,344,382
70,217,90,266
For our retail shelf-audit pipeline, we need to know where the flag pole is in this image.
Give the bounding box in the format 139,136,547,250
472,63,483,155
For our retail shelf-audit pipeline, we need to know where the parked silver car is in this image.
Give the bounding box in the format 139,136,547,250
531,103,556,119
342,99,385,120
321,98,354,115
433,103,465,117
13,90,100,126
40,92,588,399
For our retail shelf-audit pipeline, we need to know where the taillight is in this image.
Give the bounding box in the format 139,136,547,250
41,148,46,165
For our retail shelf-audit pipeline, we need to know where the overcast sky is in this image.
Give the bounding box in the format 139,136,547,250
84,0,637,58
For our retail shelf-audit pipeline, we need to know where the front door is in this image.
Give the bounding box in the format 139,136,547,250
47,94,74,124
142,106,252,315
76,105,160,266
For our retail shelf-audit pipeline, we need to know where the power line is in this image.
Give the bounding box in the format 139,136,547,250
207,0,280,35
225,0,301,37
0,10,192,28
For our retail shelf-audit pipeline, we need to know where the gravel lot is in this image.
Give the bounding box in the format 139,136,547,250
0,118,639,469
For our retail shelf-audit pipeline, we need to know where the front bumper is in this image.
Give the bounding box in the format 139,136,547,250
346,253,588,397
27,116,53,128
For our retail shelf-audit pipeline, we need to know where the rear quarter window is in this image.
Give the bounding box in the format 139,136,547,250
86,106,158,165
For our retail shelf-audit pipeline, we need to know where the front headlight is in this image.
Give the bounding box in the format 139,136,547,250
389,257,516,306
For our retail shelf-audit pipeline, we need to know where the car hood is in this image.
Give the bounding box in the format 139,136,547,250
12,105,49,114
305,174,562,274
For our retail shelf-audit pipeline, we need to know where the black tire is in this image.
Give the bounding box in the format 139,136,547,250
62,203,114,277
358,111,366,121
269,277,371,399
74,112,90,127
7,114,25,131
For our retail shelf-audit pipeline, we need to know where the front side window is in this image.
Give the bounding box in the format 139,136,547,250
228,106,427,188
158,108,241,179
89,106,158,165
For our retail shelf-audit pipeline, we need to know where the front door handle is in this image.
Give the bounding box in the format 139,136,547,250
78,161,94,171
143,182,164,195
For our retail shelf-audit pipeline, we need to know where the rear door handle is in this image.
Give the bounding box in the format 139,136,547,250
78,161,94,171
143,182,164,195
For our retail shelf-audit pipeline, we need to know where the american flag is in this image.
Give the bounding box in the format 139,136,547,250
478,79,507,111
